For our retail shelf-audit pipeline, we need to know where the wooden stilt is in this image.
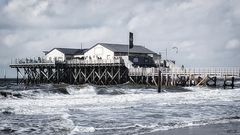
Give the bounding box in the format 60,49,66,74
16,68,19,85
158,70,162,93
231,77,234,89
224,75,226,89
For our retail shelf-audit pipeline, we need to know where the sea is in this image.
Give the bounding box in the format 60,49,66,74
0,79,240,135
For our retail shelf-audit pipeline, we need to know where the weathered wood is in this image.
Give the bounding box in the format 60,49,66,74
232,77,235,89
9,60,240,87
129,76,136,84
158,70,162,93
206,76,217,87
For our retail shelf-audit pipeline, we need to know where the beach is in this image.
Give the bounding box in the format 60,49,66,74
148,121,240,135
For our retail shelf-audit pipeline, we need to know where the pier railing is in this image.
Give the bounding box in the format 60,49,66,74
66,59,124,65
129,67,240,77
170,67,240,77
11,58,124,65
12,58,54,65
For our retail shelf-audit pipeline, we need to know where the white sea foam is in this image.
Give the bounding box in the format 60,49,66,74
70,126,95,134
1,86,239,115
0,85,240,134
66,85,97,95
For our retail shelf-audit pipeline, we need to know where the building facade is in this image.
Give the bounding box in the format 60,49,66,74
44,43,161,67
44,48,86,62
84,43,157,67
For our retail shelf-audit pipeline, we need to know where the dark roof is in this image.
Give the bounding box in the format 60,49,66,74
46,48,88,55
43,51,49,55
96,43,156,54
73,49,88,55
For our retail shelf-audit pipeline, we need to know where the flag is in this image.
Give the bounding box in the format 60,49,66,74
129,32,133,49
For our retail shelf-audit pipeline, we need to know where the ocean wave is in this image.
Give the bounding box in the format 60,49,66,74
66,85,97,95
96,88,125,95
0,107,15,115
66,84,126,95
70,126,95,134
0,127,17,134
1,83,240,134
184,86,240,91
0,84,72,99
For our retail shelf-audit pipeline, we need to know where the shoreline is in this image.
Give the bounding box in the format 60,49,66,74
147,121,240,135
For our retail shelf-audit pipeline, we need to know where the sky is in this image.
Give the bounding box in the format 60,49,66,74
0,0,240,77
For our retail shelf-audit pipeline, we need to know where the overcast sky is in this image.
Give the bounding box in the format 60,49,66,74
0,0,240,77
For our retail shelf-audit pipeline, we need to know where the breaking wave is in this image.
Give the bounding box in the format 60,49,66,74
66,85,97,95
1,82,240,134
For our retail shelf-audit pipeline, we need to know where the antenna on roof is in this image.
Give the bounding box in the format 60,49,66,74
81,43,83,49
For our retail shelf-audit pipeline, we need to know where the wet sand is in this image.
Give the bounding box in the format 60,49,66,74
148,122,240,135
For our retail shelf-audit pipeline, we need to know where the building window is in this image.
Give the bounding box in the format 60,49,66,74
133,57,138,63
145,59,149,63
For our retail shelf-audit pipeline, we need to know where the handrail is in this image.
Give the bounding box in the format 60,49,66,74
128,67,240,77
66,59,123,64
12,58,56,64
11,58,124,65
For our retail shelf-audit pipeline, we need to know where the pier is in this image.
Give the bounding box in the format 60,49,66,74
128,67,240,89
10,58,240,89
10,59,128,85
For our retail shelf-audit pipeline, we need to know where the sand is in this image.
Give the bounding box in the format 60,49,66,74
147,122,240,135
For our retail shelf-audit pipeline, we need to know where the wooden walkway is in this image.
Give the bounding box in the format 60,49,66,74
128,67,240,88
129,67,240,77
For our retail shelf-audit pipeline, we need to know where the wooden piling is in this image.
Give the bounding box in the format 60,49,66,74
224,75,226,89
16,68,19,85
158,70,162,93
206,76,217,87
231,77,234,89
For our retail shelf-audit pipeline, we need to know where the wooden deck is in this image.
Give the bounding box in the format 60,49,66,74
10,59,124,67
128,67,240,88
129,67,240,77
10,59,127,85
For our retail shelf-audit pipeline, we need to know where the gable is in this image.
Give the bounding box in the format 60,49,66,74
84,44,114,55
46,48,64,56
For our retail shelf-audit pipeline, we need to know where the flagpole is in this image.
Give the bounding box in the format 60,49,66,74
128,40,130,60
128,35,130,68
128,32,133,67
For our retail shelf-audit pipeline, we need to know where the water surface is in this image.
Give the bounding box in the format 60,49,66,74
0,81,240,135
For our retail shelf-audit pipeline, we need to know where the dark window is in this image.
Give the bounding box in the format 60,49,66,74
144,59,149,63
133,58,139,63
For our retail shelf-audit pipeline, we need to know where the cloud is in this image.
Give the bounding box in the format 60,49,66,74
225,39,240,49
0,0,240,77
